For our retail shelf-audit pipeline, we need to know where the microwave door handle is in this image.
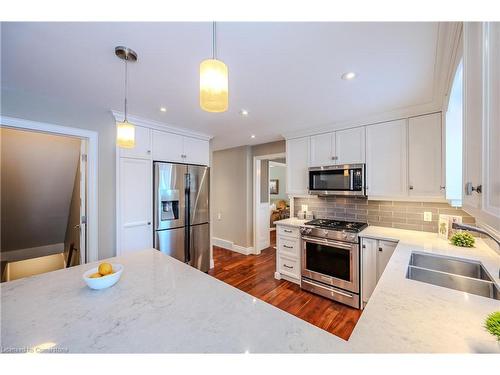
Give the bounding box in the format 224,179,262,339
350,171,353,190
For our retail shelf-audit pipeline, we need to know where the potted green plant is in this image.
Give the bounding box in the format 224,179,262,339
484,311,500,344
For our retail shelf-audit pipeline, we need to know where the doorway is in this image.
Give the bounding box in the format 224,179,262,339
0,116,98,281
253,153,289,254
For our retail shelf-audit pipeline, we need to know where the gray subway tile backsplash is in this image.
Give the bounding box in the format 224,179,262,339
294,196,475,233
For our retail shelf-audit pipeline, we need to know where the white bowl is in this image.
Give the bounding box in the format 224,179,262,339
83,263,123,290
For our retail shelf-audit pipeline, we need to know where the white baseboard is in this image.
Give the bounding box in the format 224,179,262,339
0,243,64,262
212,237,255,255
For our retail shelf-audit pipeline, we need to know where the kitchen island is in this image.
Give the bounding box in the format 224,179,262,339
2,225,500,353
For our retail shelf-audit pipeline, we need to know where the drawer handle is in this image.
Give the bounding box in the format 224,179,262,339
283,245,294,249
284,229,293,233
283,264,294,269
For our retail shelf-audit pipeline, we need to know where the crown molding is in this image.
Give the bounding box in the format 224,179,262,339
433,22,463,110
111,110,213,141
281,102,441,140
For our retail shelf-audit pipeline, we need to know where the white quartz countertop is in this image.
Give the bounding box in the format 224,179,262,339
0,249,347,353
351,226,500,353
274,218,308,227
2,226,499,353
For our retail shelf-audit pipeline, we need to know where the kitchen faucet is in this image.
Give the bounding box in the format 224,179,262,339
452,222,500,278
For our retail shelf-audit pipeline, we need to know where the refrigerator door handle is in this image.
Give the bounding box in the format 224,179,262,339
185,172,191,263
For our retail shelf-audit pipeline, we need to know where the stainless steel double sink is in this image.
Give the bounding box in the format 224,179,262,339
406,252,499,300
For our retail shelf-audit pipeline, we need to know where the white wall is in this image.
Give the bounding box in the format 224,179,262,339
269,162,287,202
0,127,80,251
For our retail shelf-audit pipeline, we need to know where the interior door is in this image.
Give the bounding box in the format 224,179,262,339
79,139,87,264
188,165,209,225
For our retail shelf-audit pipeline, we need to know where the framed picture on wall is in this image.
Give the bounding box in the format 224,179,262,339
270,179,279,194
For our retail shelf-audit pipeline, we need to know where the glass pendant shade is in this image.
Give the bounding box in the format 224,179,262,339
116,121,135,148
200,58,228,112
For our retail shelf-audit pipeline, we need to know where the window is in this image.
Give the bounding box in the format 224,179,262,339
445,60,463,207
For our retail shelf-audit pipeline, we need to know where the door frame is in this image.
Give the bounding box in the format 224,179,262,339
0,115,99,263
253,152,286,255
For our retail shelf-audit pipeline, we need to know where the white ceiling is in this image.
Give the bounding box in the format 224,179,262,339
2,22,443,150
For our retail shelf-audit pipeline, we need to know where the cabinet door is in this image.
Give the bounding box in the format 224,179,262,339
481,22,500,223
152,130,184,163
463,23,483,210
310,132,335,166
376,240,397,281
408,113,443,198
366,119,408,198
183,136,209,166
119,158,153,254
286,137,310,195
336,127,366,165
119,125,151,159
361,238,377,305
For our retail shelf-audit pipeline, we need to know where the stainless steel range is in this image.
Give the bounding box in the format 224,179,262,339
300,219,368,309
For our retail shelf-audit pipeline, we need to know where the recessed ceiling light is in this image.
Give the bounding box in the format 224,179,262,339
251,134,256,139
240,109,249,117
160,107,167,112
341,72,356,80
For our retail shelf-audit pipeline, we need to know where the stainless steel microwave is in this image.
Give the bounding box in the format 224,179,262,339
308,164,366,196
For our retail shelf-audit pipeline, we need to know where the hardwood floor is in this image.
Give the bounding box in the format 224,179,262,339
208,246,362,340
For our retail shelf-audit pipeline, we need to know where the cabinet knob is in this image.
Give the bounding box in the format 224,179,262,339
465,182,482,195
409,185,414,190
362,244,366,249
147,222,151,225
378,247,383,252
440,186,445,190
147,150,151,154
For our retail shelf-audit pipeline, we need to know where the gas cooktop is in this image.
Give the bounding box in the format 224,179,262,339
304,219,368,232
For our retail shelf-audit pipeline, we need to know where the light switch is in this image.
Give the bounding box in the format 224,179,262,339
423,211,432,222
217,212,222,220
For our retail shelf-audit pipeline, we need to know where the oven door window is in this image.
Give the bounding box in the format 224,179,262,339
309,169,350,191
305,241,351,281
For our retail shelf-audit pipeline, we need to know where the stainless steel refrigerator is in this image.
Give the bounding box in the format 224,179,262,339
154,162,210,272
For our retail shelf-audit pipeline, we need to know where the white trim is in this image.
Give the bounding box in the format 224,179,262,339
0,115,99,263
0,243,64,262
253,152,286,255
212,237,254,256
111,110,212,141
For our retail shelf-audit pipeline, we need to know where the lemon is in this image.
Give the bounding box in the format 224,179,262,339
98,262,113,275
89,272,102,278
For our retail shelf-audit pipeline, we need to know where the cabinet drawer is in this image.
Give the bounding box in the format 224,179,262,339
278,237,300,257
278,255,300,279
277,226,300,239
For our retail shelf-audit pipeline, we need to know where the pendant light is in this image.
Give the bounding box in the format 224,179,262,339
115,46,138,148
200,22,228,112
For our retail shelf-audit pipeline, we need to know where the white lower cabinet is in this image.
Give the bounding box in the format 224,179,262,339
118,157,153,254
275,224,301,284
361,237,397,306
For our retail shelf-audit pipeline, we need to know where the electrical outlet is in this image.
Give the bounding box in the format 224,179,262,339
423,211,433,222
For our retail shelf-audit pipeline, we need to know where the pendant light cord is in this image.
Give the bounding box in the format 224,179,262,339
124,57,128,122
212,21,217,60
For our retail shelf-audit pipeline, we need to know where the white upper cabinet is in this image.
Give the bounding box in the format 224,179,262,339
183,136,210,166
152,130,209,166
118,157,153,254
286,136,310,195
119,125,151,159
152,130,184,163
463,23,483,211
463,22,500,229
366,119,408,198
310,132,335,166
336,127,366,165
408,113,444,198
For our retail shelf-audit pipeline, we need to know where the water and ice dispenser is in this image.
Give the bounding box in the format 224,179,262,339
160,189,179,221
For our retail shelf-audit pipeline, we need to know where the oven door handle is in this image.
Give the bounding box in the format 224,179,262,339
301,236,354,250
302,278,354,299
